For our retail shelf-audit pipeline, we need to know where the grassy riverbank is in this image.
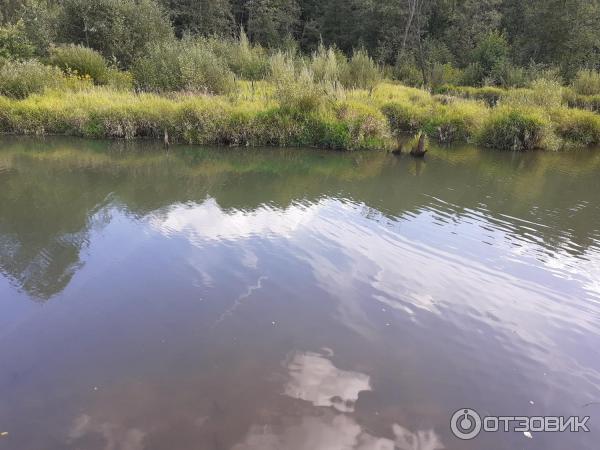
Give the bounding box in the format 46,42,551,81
2,1,600,152
1,80,600,152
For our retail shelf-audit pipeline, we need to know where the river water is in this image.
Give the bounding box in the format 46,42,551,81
0,137,599,450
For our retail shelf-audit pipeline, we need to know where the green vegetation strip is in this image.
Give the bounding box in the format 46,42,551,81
1,82,600,152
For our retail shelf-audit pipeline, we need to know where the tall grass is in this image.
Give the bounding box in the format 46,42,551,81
132,39,236,94
0,59,89,99
341,49,382,90
208,29,270,81
311,44,345,86
502,79,564,109
48,44,108,81
477,107,554,151
572,70,600,96
269,52,324,113
0,87,390,150
1,45,600,152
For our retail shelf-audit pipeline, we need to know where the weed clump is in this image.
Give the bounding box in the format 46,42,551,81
477,107,553,151
0,59,67,98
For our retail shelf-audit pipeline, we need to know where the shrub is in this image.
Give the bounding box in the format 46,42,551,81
393,57,423,87
471,31,510,78
334,101,390,149
57,0,173,67
435,85,503,107
341,49,382,90
477,107,552,151
526,65,563,85
490,61,528,88
179,44,235,94
132,40,182,92
502,79,564,109
0,20,35,60
429,63,463,92
210,29,270,81
460,62,485,86
48,44,108,82
563,89,600,113
552,108,600,146
101,68,134,91
425,100,486,143
572,69,600,96
0,59,65,98
311,43,347,86
381,102,428,134
270,52,322,113
132,39,235,94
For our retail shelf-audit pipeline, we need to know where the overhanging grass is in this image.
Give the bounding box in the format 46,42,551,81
0,87,391,150
1,83,599,152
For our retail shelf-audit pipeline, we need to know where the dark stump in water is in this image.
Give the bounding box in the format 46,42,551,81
410,133,427,158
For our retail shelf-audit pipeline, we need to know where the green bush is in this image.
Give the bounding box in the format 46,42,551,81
334,101,390,150
311,43,347,86
503,79,564,109
0,20,35,60
490,61,528,88
460,63,485,87
48,44,108,82
132,40,182,91
101,68,134,91
572,69,600,96
393,57,423,87
57,0,173,67
381,102,428,134
471,31,510,78
179,43,235,94
477,107,552,151
270,52,323,113
563,89,600,113
553,108,600,146
429,63,462,92
0,59,65,98
209,29,270,81
341,49,382,90
435,85,503,107
132,39,235,94
425,101,486,143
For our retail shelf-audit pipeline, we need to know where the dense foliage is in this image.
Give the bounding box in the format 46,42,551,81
0,0,599,152
0,0,598,81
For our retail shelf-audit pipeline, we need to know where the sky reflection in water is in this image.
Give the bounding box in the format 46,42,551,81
0,138,599,450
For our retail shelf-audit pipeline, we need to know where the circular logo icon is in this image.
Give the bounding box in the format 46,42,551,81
450,408,482,440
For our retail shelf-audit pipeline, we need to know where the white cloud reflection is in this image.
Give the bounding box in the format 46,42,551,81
232,414,444,450
284,351,371,413
148,197,600,383
234,350,443,450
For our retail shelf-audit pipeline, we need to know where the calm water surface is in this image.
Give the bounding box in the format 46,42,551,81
1,137,599,450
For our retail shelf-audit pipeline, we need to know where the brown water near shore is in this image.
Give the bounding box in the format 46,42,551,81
1,137,599,450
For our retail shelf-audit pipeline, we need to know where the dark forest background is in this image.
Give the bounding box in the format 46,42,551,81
1,0,599,84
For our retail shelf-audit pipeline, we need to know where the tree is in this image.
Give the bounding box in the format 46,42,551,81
503,0,600,79
18,0,60,55
57,0,173,67
0,0,23,23
442,0,502,66
160,0,233,37
0,20,34,59
245,0,300,48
